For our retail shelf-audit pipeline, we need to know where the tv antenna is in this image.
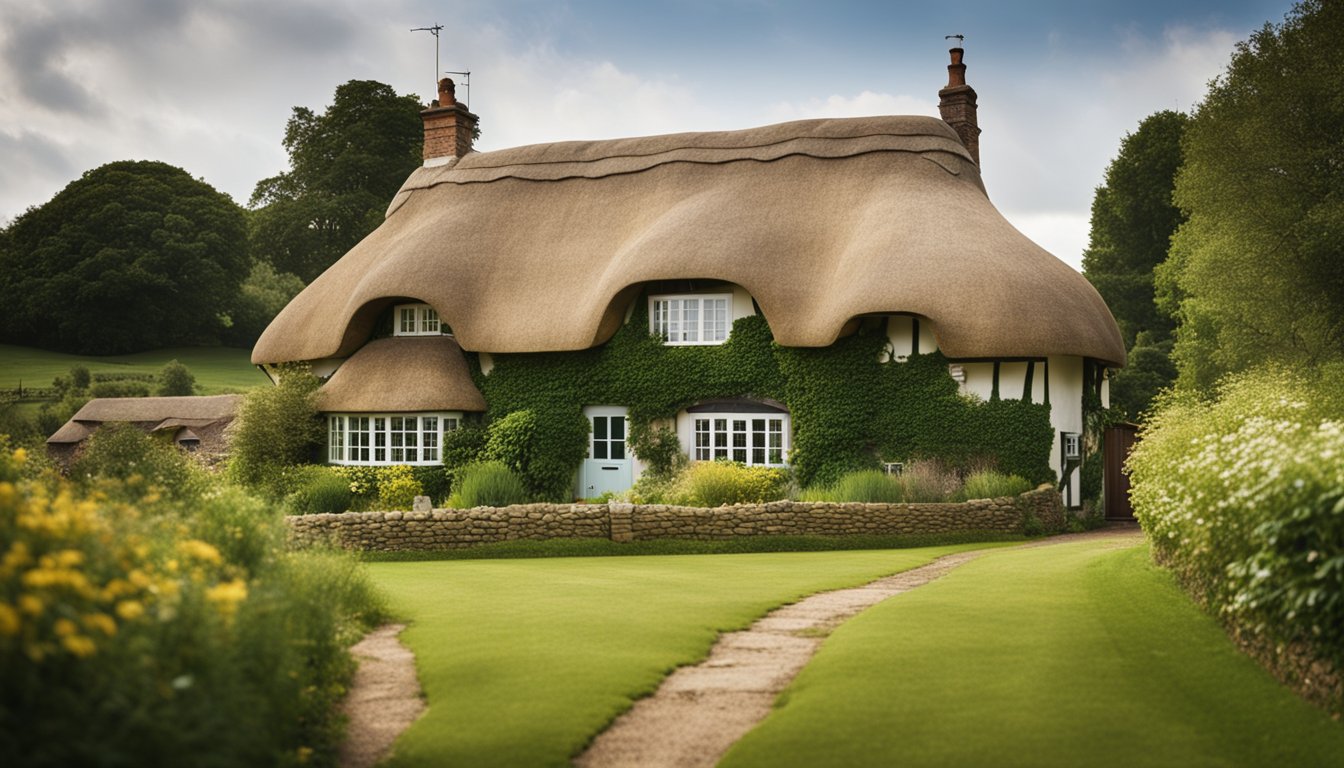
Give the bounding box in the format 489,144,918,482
444,70,471,106
944,34,965,46
411,24,444,88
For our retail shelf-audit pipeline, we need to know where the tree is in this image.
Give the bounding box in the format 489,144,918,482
226,365,323,495
1160,0,1344,389
249,80,424,282
0,161,249,354
221,261,306,347
157,359,197,396
1082,110,1187,418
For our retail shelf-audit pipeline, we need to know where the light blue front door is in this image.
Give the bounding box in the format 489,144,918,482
580,406,632,498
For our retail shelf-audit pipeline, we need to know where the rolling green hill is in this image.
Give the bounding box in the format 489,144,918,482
0,344,269,395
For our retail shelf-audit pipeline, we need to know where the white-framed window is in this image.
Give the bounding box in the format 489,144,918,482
692,413,788,466
327,412,461,465
650,294,730,345
394,303,441,336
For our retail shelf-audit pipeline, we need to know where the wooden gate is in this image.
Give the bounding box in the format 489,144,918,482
1103,423,1139,520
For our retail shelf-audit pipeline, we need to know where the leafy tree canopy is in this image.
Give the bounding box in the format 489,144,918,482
1082,110,1187,350
1160,0,1344,389
0,160,249,354
249,80,424,282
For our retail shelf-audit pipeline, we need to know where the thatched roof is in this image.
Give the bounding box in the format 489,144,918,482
47,395,242,444
254,115,1124,367
317,336,486,413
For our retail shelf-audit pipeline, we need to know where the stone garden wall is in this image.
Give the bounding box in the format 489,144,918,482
286,486,1066,552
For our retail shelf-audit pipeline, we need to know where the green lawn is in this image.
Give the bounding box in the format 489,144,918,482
367,545,989,767
0,344,267,394
719,539,1344,767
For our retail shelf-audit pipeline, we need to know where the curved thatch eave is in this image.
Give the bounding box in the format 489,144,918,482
317,335,486,413
254,115,1124,368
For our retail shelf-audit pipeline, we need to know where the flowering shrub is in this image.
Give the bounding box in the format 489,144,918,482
376,465,423,511
1127,366,1344,710
0,446,386,765
662,461,790,507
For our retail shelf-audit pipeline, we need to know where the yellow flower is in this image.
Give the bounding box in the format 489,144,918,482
55,549,84,568
177,539,222,565
296,746,313,764
83,613,117,637
0,603,20,637
18,594,42,616
61,634,96,658
115,600,145,621
12,447,27,464
205,578,248,618
53,618,78,638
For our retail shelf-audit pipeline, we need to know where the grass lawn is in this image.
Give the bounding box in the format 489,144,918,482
367,544,992,767
0,343,267,394
719,538,1344,767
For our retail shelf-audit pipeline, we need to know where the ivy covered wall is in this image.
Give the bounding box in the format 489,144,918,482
474,299,1054,500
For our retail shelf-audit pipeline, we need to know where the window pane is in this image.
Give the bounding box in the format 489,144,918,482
594,417,607,441
611,440,625,460
768,448,783,464
400,308,415,334
422,307,440,333
752,448,765,465
610,417,625,440
683,299,699,342
668,299,681,340
733,448,747,463
594,441,608,460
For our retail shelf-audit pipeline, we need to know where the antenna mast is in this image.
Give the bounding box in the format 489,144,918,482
411,24,444,90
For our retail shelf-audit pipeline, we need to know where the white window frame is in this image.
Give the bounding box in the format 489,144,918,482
649,294,730,346
327,412,461,466
691,413,789,467
394,303,442,337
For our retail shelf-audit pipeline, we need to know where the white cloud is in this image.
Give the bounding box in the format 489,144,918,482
766,91,938,122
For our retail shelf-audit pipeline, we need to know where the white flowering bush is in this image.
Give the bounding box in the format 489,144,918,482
1128,366,1344,682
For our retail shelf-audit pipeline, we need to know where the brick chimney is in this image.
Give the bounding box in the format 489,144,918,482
938,44,980,167
421,77,478,165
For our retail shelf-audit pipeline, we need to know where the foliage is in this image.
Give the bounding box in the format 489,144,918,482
67,366,90,391
481,306,1054,500
801,470,905,503
441,421,488,493
666,461,790,507
1082,110,1187,351
226,365,322,495
447,461,529,508
375,465,422,511
1128,365,1344,695
0,447,388,766
1160,0,1344,388
221,261,306,347
1108,332,1177,420
285,466,353,515
0,161,249,354
68,423,205,502
88,380,149,399
155,359,196,397
959,470,1031,501
412,465,452,507
249,80,424,282
899,459,964,503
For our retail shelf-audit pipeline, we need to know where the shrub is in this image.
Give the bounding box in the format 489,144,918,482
412,465,452,506
448,461,529,508
88,380,150,399
629,424,687,481
68,365,91,391
1128,365,1344,708
441,422,487,493
668,461,790,507
285,466,353,515
376,465,422,511
959,470,1031,501
0,446,387,766
226,364,322,496
900,459,961,502
801,469,905,503
156,359,196,396
68,423,205,502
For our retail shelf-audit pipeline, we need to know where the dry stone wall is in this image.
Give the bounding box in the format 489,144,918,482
286,487,1066,552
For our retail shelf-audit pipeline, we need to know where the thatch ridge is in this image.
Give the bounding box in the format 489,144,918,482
255,115,1124,367
48,395,242,444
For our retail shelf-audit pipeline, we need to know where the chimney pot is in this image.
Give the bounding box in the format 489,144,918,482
437,77,457,107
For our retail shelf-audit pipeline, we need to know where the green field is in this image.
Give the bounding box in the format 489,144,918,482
0,344,268,394
368,545,988,767
720,539,1344,767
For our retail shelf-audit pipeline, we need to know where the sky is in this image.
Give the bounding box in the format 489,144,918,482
0,0,1298,271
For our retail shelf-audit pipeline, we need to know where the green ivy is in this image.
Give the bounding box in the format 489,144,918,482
476,298,1053,500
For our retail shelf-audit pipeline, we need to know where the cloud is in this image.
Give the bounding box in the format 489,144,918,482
766,91,938,122
0,129,78,225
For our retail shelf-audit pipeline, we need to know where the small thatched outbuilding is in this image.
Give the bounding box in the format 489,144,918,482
47,394,242,468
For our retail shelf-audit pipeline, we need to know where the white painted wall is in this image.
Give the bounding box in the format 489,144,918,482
884,315,939,361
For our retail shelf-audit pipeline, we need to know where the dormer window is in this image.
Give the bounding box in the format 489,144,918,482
650,294,730,345
396,303,441,336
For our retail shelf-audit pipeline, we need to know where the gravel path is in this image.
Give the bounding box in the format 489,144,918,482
338,623,425,768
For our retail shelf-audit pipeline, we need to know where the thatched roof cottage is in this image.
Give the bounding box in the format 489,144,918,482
47,394,242,467
253,46,1122,505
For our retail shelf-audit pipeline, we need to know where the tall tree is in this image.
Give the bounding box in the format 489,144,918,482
1082,110,1187,418
249,80,424,282
1160,0,1344,390
0,161,248,354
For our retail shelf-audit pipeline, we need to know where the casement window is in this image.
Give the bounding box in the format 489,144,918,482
394,303,441,336
650,294,730,345
692,414,788,466
327,412,460,465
